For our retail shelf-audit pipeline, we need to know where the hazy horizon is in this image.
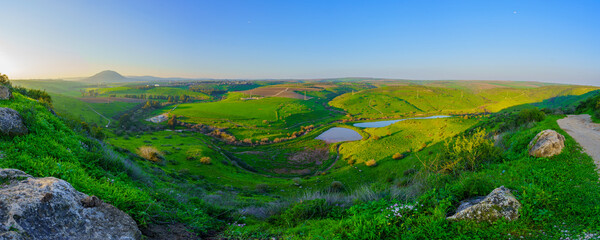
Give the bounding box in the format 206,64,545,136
1,0,599,86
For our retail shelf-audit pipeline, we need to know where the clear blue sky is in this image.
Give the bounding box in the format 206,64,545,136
0,0,598,85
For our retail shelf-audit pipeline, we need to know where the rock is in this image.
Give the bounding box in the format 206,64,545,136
0,168,141,240
0,86,11,100
528,129,565,158
447,186,521,222
0,108,28,136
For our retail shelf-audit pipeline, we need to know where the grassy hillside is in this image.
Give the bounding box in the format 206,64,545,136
0,92,219,235
330,85,598,119
98,86,210,100
219,112,600,239
156,92,336,141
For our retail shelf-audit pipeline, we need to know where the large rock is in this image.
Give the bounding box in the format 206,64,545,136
528,129,565,158
0,169,141,240
0,108,28,136
0,86,11,100
447,186,521,222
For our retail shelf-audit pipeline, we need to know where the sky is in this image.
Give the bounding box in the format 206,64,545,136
0,0,599,85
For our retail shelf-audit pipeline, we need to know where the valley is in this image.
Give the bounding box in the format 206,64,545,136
3,72,600,239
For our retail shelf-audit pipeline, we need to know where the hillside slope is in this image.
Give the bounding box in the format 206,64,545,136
0,91,214,237
329,84,598,119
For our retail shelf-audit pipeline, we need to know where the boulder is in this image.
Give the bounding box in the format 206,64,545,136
447,186,521,222
0,108,28,136
0,168,142,240
528,129,565,158
0,86,11,100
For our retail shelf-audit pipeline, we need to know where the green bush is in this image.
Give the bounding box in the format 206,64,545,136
279,199,343,227
440,128,500,172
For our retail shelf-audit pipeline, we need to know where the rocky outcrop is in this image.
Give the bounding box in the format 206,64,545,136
0,108,28,136
0,169,141,240
0,86,11,100
447,186,521,222
528,129,565,158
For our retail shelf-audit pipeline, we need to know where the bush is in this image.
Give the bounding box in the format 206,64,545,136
279,199,343,227
292,177,302,186
199,157,212,165
347,158,356,165
365,159,377,167
440,128,500,172
330,181,344,192
392,152,405,160
255,184,270,193
137,146,163,162
517,108,545,124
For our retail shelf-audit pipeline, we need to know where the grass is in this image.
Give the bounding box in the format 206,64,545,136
51,93,140,126
154,92,337,141
98,86,211,100
0,93,214,233
221,113,600,239
330,85,598,119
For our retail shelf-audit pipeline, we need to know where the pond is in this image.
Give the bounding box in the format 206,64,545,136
315,127,363,143
353,115,452,128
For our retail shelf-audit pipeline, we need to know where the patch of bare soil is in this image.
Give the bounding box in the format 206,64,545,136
557,114,600,171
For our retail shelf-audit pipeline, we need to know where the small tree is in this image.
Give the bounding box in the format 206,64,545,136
167,115,177,130
0,73,10,86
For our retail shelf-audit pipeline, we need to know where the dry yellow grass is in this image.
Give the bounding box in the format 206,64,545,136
137,146,163,162
365,159,377,167
200,157,212,165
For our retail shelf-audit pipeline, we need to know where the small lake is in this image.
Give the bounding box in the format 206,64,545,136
315,127,363,143
353,115,452,128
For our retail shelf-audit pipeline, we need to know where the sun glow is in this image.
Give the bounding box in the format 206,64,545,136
0,51,19,77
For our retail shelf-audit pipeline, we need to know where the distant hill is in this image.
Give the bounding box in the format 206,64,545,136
83,70,129,83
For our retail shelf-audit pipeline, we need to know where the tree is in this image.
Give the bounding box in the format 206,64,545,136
167,96,174,103
0,73,10,86
167,115,177,130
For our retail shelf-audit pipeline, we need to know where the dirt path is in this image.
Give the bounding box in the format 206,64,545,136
86,105,111,128
557,114,600,170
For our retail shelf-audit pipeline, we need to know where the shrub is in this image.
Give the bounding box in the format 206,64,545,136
137,146,163,162
279,199,343,226
330,181,344,192
365,159,377,167
347,158,356,165
392,152,405,160
517,108,545,124
292,177,302,186
440,128,500,172
255,184,270,193
199,157,212,165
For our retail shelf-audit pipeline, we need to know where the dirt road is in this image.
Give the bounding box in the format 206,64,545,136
557,114,600,170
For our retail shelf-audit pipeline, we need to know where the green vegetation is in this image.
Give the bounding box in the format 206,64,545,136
5,76,600,239
330,85,598,119
157,92,335,141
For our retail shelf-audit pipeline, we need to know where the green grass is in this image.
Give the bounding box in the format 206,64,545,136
330,85,598,119
51,93,139,126
155,92,336,141
98,86,210,99
107,131,291,190
222,113,600,239
0,93,215,233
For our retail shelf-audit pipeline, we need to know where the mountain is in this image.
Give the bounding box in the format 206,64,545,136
83,70,129,83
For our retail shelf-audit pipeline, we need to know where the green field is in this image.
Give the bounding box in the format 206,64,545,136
330,84,598,119
98,85,211,99
155,92,337,141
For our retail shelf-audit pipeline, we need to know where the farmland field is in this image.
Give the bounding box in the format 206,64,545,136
154,92,338,141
